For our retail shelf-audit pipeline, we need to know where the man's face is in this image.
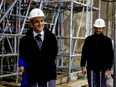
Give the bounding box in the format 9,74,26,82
30,17,44,33
94,27,104,34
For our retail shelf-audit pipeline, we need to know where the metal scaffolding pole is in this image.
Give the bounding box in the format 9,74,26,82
114,3,116,87
68,0,74,81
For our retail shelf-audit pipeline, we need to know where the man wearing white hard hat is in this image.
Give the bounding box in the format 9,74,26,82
19,8,58,87
80,18,113,87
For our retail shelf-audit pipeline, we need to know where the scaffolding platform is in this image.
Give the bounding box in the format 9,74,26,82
56,79,88,87
0,79,88,87
0,72,86,87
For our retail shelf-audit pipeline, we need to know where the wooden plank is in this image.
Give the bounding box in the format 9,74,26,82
56,79,88,87
2,82,20,87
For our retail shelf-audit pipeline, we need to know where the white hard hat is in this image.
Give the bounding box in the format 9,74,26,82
93,18,105,28
33,0,39,2
29,8,45,19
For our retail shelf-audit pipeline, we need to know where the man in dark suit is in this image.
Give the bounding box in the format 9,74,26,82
19,8,58,87
80,18,113,87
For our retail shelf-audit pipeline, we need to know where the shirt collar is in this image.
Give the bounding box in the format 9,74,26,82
33,30,44,37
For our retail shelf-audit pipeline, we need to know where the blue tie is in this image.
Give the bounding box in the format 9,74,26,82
35,34,42,50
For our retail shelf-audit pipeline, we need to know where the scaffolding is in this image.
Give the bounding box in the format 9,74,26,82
0,0,101,85
114,2,116,87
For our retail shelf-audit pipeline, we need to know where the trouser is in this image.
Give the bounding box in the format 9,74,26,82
20,72,27,87
28,81,47,87
28,80,56,87
48,80,56,87
87,69,107,87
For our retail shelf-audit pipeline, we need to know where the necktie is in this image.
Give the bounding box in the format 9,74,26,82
35,34,42,50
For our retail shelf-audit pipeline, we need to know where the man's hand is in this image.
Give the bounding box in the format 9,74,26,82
81,67,86,76
104,70,110,78
19,66,25,73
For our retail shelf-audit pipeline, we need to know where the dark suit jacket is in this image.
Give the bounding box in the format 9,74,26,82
81,33,113,71
19,27,58,83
